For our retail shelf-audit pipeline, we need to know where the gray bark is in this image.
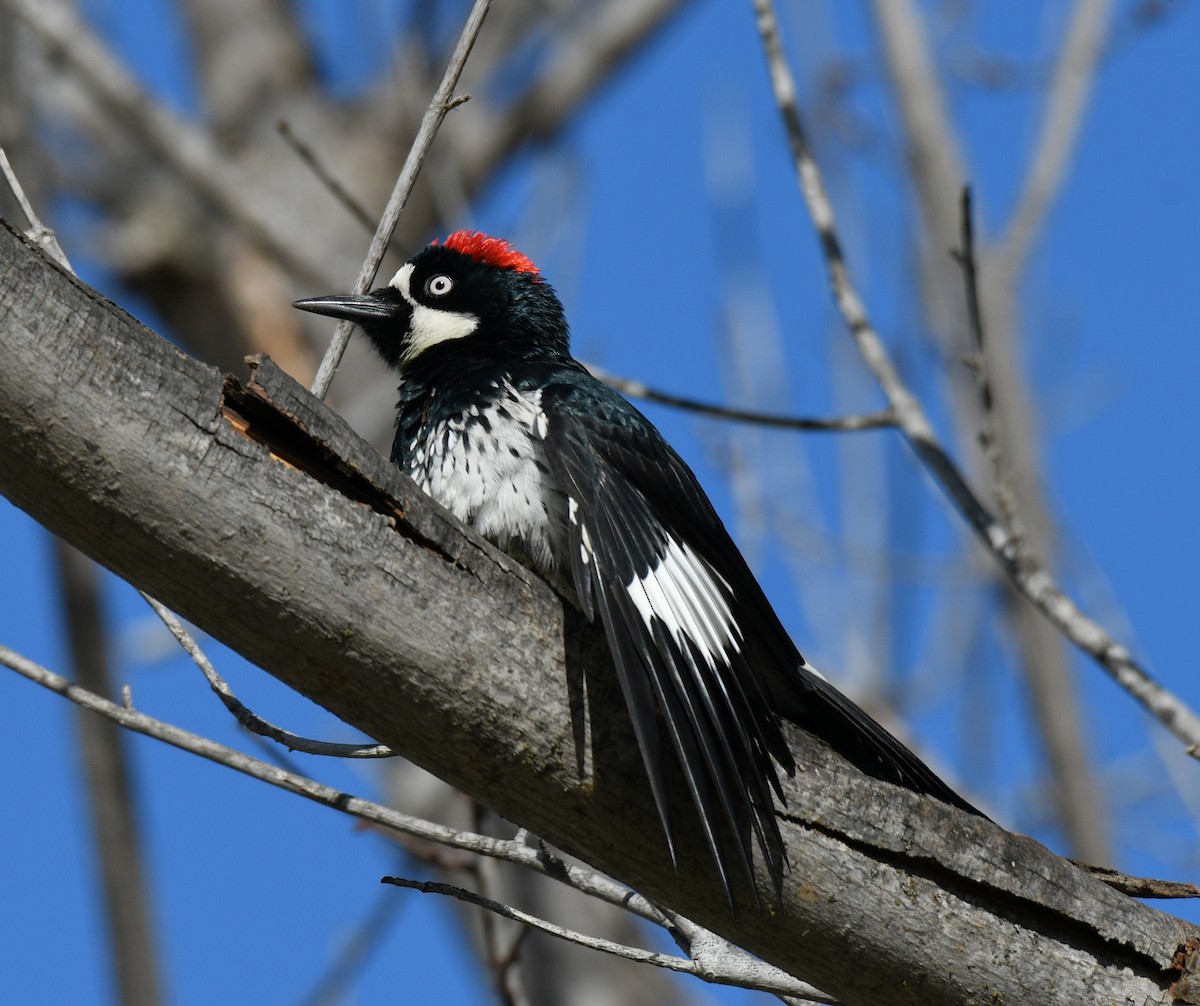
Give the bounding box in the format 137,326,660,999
1,221,1196,1005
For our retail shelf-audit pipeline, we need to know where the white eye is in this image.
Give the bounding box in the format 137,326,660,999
425,274,454,297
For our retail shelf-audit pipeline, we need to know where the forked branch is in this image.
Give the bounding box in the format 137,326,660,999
750,0,1200,754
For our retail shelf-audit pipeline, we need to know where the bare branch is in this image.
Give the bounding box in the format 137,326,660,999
0,144,69,268
0,642,624,904
308,0,492,399
275,119,377,236
382,875,697,970
140,592,395,759
998,0,1113,273
53,543,165,1006
751,0,1200,755
1,640,826,1001
0,0,335,286
585,364,895,432
0,630,686,942
3,224,1194,1003
381,875,831,1001
953,186,1022,536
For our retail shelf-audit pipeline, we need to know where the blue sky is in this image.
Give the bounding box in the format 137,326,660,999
3,1,1200,1003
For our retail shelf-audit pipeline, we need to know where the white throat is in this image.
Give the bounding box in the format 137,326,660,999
390,263,479,363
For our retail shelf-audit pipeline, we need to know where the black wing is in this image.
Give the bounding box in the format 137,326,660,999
537,373,979,901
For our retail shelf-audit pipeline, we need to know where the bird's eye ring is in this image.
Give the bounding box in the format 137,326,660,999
426,274,454,297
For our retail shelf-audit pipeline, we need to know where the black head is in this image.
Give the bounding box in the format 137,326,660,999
293,232,571,372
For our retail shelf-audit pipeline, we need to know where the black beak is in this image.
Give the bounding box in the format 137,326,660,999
292,292,403,324
294,289,412,368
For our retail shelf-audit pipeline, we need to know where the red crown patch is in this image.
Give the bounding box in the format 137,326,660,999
439,231,540,276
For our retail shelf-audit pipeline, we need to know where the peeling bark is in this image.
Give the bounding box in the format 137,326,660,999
1,222,1196,1004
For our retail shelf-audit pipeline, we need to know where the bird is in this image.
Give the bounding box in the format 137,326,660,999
294,230,980,903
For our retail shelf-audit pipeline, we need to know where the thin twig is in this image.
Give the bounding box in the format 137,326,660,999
953,186,1023,536
470,803,530,1006
309,0,491,399
751,0,1200,755
275,119,377,236
654,906,837,1004
0,146,71,269
0,642,665,920
381,876,831,1001
140,591,395,758
586,364,896,432
997,0,1113,274
0,642,833,998
382,876,696,970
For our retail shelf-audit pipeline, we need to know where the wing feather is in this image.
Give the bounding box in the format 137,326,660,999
537,373,980,903
541,384,789,899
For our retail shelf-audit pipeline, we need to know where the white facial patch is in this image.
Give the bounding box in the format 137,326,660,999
626,538,742,669
388,263,415,296
389,262,479,363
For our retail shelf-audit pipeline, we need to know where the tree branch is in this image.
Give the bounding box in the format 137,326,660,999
308,0,492,399
0,144,69,268
751,0,1200,758
0,0,336,287
382,875,831,1001
1,640,829,1000
585,364,895,432
997,0,1113,274
953,186,1023,537
53,542,166,1006
2,218,1197,1004
140,592,395,758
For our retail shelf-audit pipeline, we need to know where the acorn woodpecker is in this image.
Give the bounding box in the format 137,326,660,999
295,231,978,900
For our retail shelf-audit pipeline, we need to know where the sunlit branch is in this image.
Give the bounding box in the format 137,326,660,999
587,363,896,432
140,592,395,759
0,642,837,999
750,0,1200,756
308,0,492,399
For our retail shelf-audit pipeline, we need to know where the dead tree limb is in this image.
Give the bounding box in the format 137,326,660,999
1,222,1196,1005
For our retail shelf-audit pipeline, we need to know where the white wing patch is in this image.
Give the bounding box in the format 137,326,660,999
567,496,592,565
800,659,828,683
626,538,742,668
388,262,478,363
